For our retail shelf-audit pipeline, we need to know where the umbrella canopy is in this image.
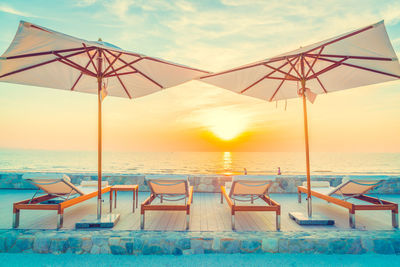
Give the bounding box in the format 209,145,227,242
0,21,209,220
0,21,207,98
199,21,400,218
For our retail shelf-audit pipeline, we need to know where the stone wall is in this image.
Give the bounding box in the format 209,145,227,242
0,229,399,255
0,172,399,194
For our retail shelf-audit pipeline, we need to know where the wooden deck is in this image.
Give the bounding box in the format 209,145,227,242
0,190,399,231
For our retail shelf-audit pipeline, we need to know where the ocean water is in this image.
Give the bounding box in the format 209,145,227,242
0,149,399,176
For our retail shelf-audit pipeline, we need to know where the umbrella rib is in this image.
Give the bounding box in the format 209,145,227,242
53,52,97,77
71,50,98,91
105,50,163,89
305,24,374,54
107,71,137,77
103,52,132,99
102,51,122,75
200,55,298,79
241,58,295,94
30,24,51,33
3,47,92,60
263,63,299,81
266,76,298,81
307,57,348,80
82,43,98,74
240,61,288,94
305,53,394,61
305,47,324,78
0,50,88,79
268,79,286,102
286,57,302,79
103,52,143,77
303,55,328,93
268,57,301,102
312,56,400,79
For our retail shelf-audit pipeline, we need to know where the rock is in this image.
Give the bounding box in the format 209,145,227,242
172,248,183,255
278,238,289,253
176,238,190,250
132,238,144,251
182,248,195,255
373,239,395,254
81,237,92,252
92,236,108,247
288,238,314,253
221,238,240,254
108,237,120,247
0,236,5,252
240,239,261,253
13,235,34,252
110,245,126,255
4,231,18,251
143,238,163,255
212,238,220,251
33,236,52,253
262,238,278,253
361,237,374,253
50,237,68,254
90,245,101,254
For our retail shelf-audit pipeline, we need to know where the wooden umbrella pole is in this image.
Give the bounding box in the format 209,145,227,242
301,79,312,217
97,49,103,220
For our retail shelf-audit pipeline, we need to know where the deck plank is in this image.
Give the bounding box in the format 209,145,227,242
1,190,399,232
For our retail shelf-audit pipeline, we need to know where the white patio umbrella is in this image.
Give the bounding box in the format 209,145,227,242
0,21,208,223
199,21,400,221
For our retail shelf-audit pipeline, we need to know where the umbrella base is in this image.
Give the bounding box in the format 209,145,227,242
75,214,120,229
289,212,335,226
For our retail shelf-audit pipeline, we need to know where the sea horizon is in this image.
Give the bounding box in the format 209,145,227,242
1,148,399,176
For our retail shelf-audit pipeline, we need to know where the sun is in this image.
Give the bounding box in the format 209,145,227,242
207,110,247,141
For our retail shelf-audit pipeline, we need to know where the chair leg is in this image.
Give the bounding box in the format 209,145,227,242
109,190,113,212
392,211,399,228
57,213,63,229
140,212,145,230
298,191,302,203
13,210,20,228
160,195,163,203
220,193,223,204
276,214,281,231
132,190,135,213
136,189,139,208
231,210,236,231
349,212,356,228
276,210,281,231
186,214,190,230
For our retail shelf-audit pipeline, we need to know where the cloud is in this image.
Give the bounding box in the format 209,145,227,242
380,2,400,25
74,0,97,6
220,0,266,7
81,1,400,73
0,3,34,17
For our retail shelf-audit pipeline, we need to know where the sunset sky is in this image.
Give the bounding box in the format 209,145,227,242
0,0,399,152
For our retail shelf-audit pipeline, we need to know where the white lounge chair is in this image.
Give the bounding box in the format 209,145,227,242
221,175,281,230
13,173,110,229
297,178,399,228
141,175,193,230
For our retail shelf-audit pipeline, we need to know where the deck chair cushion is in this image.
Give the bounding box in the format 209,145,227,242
23,173,84,196
327,178,382,196
230,175,273,197
145,175,189,196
